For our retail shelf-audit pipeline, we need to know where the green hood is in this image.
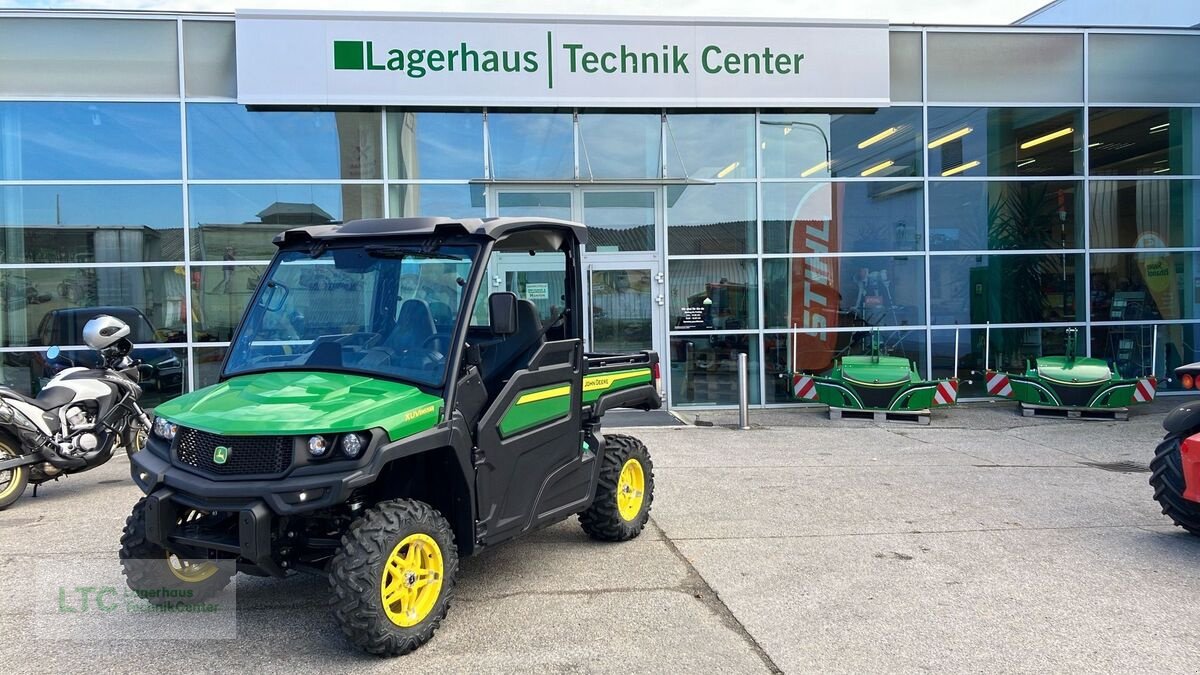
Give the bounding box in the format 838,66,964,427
1034,356,1114,384
154,371,443,441
839,355,916,385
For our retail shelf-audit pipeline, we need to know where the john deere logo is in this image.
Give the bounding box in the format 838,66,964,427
213,446,231,465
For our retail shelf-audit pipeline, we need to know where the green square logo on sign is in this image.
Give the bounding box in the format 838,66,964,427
333,40,365,70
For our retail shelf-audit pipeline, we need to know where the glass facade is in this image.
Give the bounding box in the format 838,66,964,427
2,16,1199,407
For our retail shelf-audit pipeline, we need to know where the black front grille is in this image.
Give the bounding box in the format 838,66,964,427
1047,382,1103,407
175,428,293,476
851,382,907,410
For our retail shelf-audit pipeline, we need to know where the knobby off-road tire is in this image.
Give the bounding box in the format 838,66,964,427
579,433,654,541
329,499,459,657
119,498,235,605
0,433,29,511
1150,432,1200,536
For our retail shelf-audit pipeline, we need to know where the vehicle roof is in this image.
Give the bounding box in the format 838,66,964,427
273,216,589,247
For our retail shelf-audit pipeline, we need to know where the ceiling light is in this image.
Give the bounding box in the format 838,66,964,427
1019,127,1074,150
1088,142,1102,148
1017,158,1037,167
860,160,895,177
928,127,972,149
800,160,829,177
716,162,739,178
783,127,792,136
1150,122,1170,131
941,160,980,177
1154,167,1170,174
857,127,898,149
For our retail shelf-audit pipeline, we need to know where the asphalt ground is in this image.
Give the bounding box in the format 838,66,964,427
2,398,1198,673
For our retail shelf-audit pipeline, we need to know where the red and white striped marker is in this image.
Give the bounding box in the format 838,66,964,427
792,374,819,401
1134,376,1157,403
933,379,959,406
986,371,1013,397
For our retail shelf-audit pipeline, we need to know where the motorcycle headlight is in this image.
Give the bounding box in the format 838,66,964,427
307,435,329,458
340,433,367,459
152,416,177,440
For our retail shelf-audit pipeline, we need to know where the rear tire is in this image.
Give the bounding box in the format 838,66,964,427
119,498,234,604
579,434,654,541
1150,433,1200,536
0,435,29,511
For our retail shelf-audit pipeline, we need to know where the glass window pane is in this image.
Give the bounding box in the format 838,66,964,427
1093,323,1198,391
0,267,187,348
1088,108,1200,176
665,113,755,179
669,259,758,330
930,326,1077,398
1090,34,1200,104
0,103,181,180
762,108,923,179
578,114,661,179
0,186,183,264
6,347,186,405
1091,251,1199,321
390,184,484,218
670,335,759,406
763,256,926,330
590,269,654,353
189,184,383,261
183,21,236,99
889,32,922,103
928,33,1082,103
765,329,927,403
488,113,573,179
928,107,1082,177
387,111,483,180
497,191,571,219
187,104,381,179
0,18,178,97
666,184,755,255
929,253,1084,324
583,191,655,252
1090,180,1200,249
929,181,1082,251
195,346,228,389
191,263,267,343
763,182,924,254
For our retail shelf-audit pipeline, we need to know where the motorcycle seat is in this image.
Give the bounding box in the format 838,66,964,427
0,385,73,411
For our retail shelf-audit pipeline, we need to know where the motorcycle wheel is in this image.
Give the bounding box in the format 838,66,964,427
0,434,29,510
123,424,147,455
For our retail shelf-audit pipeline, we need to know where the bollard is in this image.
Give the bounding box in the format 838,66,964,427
737,352,750,430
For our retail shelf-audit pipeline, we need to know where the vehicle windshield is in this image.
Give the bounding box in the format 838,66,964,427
223,241,479,387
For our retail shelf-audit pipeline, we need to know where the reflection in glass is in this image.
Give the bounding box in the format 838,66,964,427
1090,180,1200,249
763,256,926,330
929,181,1082,250
189,184,383,260
666,184,755,255
488,113,573,179
763,182,924,254
761,108,923,179
497,191,571,219
191,263,266,342
0,267,187,348
926,33,1083,103
187,104,381,179
583,191,655,252
577,114,661,179
670,335,759,406
764,329,927,402
929,253,1084,324
183,21,236,98
0,185,183,264
590,269,653,354
387,111,483,179
1089,34,1200,104
930,326,1077,397
1088,108,1200,176
194,346,228,390
664,113,755,179
669,259,758,330
0,102,181,180
889,32,922,103
391,184,485,218
928,107,1082,177
1090,251,1198,321
1093,323,1200,390
2,346,185,406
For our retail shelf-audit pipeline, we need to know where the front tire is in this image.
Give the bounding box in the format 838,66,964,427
580,434,655,541
119,498,234,604
329,499,458,657
1150,432,1200,536
0,435,29,511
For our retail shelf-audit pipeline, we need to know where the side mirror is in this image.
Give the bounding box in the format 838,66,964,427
489,292,518,336
46,346,61,360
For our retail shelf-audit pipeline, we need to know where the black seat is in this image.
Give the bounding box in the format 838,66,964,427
0,385,73,411
480,299,545,397
393,299,436,351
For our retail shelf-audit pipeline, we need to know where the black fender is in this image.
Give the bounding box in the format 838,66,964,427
1162,399,1200,434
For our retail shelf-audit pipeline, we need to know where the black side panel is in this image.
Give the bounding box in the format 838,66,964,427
475,339,587,546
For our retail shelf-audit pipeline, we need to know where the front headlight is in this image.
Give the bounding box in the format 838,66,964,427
152,416,177,440
307,435,329,458
340,433,367,459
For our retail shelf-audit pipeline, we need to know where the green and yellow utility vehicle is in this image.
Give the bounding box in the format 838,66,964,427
121,217,661,656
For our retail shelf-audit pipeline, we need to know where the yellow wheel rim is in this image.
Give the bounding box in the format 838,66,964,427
0,445,23,500
617,458,646,522
167,553,219,583
381,533,444,628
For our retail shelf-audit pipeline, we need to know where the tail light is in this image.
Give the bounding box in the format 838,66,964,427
651,362,661,380
1183,373,1194,390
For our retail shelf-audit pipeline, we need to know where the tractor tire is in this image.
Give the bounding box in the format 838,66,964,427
579,433,654,542
329,499,458,657
119,498,234,605
0,434,28,511
1150,433,1200,536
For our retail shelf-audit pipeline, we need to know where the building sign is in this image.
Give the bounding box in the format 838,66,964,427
235,11,890,107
